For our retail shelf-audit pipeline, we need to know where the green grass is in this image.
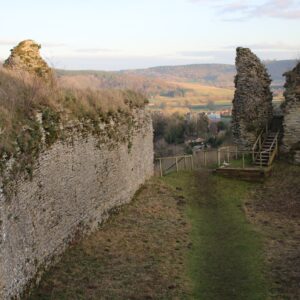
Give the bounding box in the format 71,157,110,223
225,156,254,168
162,171,267,300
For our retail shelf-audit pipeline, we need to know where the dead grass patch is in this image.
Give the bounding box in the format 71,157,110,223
29,179,191,300
245,162,300,299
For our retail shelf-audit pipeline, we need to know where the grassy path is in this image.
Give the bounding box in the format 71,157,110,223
163,171,267,299
29,171,268,299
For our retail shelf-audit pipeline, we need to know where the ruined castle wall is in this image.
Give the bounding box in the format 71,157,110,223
232,47,273,149
281,62,300,164
0,109,153,299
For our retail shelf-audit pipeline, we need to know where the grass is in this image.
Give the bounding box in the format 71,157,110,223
223,155,254,168
0,67,147,182
149,80,234,113
245,162,300,298
28,180,192,299
29,171,270,299
162,171,267,300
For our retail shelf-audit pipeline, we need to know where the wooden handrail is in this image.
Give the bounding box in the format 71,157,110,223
252,130,263,151
252,130,264,162
268,132,279,166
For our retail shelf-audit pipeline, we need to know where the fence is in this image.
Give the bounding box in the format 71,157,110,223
192,146,238,169
154,145,273,177
154,155,194,177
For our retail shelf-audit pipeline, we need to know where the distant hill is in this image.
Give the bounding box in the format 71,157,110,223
264,60,298,86
121,64,236,87
57,69,180,97
121,60,298,88
57,60,298,95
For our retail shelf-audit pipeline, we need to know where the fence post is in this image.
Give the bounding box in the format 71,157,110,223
204,151,207,167
191,155,194,170
184,156,186,170
175,157,178,172
159,158,163,177
217,149,221,167
242,153,245,169
236,146,238,160
227,147,230,163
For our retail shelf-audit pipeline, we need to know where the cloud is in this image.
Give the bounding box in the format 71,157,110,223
43,42,66,48
0,40,19,46
75,48,120,54
190,0,300,20
252,0,300,19
223,42,300,51
0,40,66,48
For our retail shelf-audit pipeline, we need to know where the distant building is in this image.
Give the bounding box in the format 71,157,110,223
220,109,232,117
206,112,221,122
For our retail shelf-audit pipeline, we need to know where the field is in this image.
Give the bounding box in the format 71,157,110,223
57,63,289,115
148,81,234,114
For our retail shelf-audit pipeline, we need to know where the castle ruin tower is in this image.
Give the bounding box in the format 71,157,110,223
281,62,300,164
231,47,273,149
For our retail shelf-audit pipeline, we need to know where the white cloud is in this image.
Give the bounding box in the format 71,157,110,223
75,48,120,54
190,0,300,20
224,42,300,51
0,40,19,46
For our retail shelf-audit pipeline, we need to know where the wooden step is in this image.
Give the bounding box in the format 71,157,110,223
255,158,269,162
254,160,269,163
215,167,271,182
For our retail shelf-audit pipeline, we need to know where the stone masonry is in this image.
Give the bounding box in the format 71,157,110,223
281,62,300,164
0,109,153,299
232,47,273,149
3,40,52,80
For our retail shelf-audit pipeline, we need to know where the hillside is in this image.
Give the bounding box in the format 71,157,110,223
57,59,297,91
122,60,298,87
122,64,236,87
54,60,297,113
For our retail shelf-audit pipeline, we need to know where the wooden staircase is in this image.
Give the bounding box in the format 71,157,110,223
252,131,279,167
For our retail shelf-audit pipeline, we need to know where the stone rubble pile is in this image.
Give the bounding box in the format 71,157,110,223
3,39,52,80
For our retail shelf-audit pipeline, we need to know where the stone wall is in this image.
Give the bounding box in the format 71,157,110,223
232,47,273,149
3,40,52,80
0,109,153,299
281,62,300,164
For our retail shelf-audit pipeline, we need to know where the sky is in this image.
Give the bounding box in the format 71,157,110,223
0,0,299,70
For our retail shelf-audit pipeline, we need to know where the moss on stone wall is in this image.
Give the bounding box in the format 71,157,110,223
0,68,148,196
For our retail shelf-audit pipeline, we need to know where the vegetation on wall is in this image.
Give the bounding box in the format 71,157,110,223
0,67,147,186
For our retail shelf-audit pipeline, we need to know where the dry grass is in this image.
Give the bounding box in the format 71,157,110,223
245,162,300,299
29,179,191,300
0,67,147,163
